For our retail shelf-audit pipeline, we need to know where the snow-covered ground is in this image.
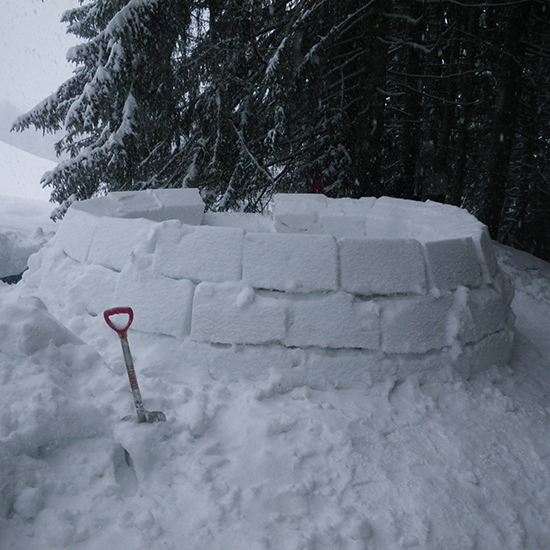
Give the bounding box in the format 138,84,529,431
1,192,550,549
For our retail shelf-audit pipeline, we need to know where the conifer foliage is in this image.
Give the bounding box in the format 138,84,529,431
14,0,191,205
13,1,550,261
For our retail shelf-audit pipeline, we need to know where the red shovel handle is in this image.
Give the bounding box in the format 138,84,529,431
104,307,134,337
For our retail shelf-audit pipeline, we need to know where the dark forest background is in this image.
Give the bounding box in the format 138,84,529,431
13,0,550,260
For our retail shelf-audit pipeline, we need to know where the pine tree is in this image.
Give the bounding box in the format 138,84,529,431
13,0,388,211
13,0,191,208
12,0,550,263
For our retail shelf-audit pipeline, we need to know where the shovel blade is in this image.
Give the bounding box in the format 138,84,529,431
141,410,166,423
122,409,166,423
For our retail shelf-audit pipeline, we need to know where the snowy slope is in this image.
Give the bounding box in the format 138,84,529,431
0,200,549,550
0,140,55,202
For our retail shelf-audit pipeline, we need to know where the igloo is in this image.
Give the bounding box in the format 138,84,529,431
22,189,514,387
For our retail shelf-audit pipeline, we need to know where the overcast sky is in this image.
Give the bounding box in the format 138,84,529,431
0,0,80,160
0,0,79,113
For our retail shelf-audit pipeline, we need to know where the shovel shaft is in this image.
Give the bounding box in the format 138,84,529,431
120,336,146,422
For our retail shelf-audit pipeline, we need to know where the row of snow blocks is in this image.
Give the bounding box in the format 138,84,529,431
188,280,513,353
240,232,494,296
190,284,380,349
55,191,500,297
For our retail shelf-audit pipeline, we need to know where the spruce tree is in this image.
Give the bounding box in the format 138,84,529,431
12,0,550,263
13,0,191,209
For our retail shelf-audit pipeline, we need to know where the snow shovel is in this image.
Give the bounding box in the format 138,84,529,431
104,307,166,423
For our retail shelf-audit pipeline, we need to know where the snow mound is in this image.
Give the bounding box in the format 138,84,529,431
0,296,109,532
0,227,53,279
0,295,82,356
0,195,56,279
19,190,514,385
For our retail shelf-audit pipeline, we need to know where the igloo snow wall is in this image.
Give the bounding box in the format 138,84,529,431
22,188,514,386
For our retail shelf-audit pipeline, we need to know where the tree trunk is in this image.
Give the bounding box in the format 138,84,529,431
481,2,531,238
399,2,426,200
334,0,392,198
448,7,480,206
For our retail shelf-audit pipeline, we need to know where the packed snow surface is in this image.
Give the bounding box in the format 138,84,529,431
0,194,549,549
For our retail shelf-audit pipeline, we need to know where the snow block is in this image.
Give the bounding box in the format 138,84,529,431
202,211,274,233
108,188,205,224
190,282,287,345
113,263,195,339
71,195,119,217
455,328,514,378
380,293,456,353
319,215,366,238
424,237,482,290
326,196,376,215
474,227,499,282
365,196,438,240
67,188,205,225
462,286,508,342
243,233,338,292
285,292,380,349
492,272,515,308
273,193,328,233
318,197,374,238
54,206,100,263
154,222,244,283
107,190,159,217
148,188,204,224
67,264,118,317
365,213,410,240
87,216,156,271
19,246,79,314
365,196,483,243
340,238,427,296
